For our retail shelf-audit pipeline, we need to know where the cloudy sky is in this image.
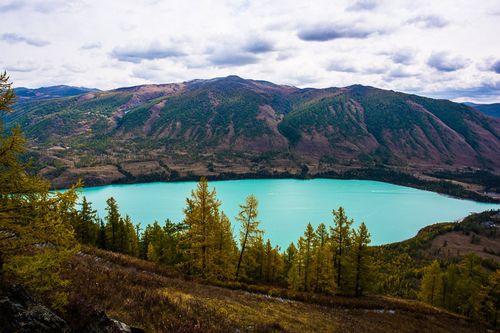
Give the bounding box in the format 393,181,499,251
1,0,499,102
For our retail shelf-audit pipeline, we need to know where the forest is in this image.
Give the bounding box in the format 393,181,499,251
0,71,499,330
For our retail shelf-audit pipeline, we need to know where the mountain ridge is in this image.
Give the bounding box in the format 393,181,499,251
7,76,500,199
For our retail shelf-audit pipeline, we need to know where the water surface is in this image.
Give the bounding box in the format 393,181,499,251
76,179,499,248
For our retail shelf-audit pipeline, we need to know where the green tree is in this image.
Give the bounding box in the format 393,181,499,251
104,197,120,251
478,270,500,327
419,260,442,306
283,242,297,279
210,211,237,280
235,195,261,279
302,223,315,291
312,223,334,293
351,222,371,296
330,207,353,293
182,177,221,276
73,196,99,245
0,72,79,308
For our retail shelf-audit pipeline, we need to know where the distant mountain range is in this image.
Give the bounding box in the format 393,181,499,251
463,102,500,118
14,85,99,101
6,76,500,196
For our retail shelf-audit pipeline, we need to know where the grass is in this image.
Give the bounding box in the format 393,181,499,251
60,246,490,333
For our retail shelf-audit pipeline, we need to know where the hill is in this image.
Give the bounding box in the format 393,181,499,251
13,85,99,101
464,102,500,118
50,246,491,332
7,76,500,200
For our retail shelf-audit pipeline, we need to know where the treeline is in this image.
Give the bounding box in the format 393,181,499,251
419,254,500,326
71,178,373,296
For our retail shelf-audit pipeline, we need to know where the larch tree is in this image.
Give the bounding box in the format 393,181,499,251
182,177,221,276
74,196,99,245
235,194,261,279
0,71,79,308
330,207,353,293
302,223,315,291
419,260,442,306
283,242,297,279
210,211,237,280
351,222,371,296
313,223,334,293
104,197,120,251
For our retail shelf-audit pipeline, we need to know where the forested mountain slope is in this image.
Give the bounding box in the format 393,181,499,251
8,76,500,194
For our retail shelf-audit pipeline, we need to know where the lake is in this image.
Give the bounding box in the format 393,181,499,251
76,178,499,248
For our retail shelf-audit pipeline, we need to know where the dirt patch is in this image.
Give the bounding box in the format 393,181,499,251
52,165,125,188
430,231,500,262
120,161,168,178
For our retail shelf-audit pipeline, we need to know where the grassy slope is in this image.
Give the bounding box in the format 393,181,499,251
63,246,489,333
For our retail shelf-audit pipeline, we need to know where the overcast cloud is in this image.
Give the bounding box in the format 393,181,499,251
0,0,499,102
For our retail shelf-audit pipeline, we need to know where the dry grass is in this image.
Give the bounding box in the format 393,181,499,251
61,247,491,333
430,231,500,262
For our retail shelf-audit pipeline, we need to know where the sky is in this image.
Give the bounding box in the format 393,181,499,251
0,0,499,103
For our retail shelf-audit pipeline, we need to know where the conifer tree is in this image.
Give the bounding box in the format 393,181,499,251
74,196,99,245
104,197,120,251
182,177,221,276
235,195,261,278
351,222,371,296
0,72,79,308
288,236,304,290
312,223,334,293
283,242,297,279
302,223,315,291
211,211,237,280
419,260,442,306
330,207,353,293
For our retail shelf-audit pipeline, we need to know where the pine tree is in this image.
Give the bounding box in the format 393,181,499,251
312,223,334,293
351,222,371,296
302,223,315,291
288,237,304,290
283,242,297,279
74,196,99,245
330,207,353,293
419,260,442,306
235,195,261,279
0,72,79,308
182,177,221,276
478,270,500,327
210,211,237,280
104,197,120,251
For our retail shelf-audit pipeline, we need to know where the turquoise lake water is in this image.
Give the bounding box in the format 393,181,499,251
76,178,499,248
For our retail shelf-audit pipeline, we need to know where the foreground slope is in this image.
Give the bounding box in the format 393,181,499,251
63,246,488,333
8,76,500,193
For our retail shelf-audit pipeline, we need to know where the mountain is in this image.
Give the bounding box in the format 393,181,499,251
7,76,500,195
14,85,99,101
464,102,500,118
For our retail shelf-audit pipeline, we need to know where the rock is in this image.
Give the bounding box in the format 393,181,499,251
0,285,70,333
76,309,144,333
0,285,144,333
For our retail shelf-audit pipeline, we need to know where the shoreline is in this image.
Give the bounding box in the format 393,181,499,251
51,168,500,204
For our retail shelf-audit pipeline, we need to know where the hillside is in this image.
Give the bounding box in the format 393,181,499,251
13,85,99,101
465,102,500,118
53,246,489,333
7,76,500,199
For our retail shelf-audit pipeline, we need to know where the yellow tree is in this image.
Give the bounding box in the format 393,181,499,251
210,211,237,280
312,223,334,293
235,195,261,278
182,177,221,276
419,260,442,306
0,72,79,308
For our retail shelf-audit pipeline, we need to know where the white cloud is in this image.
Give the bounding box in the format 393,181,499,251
0,0,499,102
